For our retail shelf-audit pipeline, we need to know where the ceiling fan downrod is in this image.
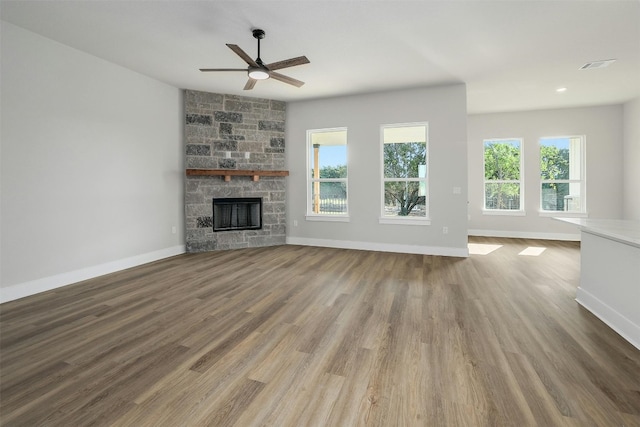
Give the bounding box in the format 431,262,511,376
253,29,266,66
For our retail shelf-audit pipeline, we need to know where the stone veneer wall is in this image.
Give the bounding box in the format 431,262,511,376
184,90,287,252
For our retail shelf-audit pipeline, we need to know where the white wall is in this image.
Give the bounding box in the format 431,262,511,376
1,22,185,302
623,97,640,220
286,85,468,256
468,105,624,239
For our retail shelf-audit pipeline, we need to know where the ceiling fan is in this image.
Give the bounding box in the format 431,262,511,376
200,29,310,90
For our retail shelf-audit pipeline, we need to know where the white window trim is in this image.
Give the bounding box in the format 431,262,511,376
306,127,349,218
306,214,351,222
538,210,588,218
379,122,430,224
379,217,431,225
538,135,587,214
482,209,526,216
483,138,525,214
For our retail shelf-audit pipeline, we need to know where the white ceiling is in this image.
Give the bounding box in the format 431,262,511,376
2,0,639,114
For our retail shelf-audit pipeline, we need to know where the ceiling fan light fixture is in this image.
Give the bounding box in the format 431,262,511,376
248,68,270,80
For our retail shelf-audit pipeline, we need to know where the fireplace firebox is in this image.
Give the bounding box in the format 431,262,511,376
212,197,262,232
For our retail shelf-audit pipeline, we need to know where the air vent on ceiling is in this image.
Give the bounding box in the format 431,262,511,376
579,59,616,70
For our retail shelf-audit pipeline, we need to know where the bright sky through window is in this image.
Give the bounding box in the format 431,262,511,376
542,137,570,149
318,145,347,168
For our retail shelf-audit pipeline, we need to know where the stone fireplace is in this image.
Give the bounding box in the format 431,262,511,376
184,90,286,252
212,197,262,232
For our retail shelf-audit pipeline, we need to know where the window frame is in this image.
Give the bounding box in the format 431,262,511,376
538,135,587,216
305,127,349,222
482,138,525,216
379,122,430,225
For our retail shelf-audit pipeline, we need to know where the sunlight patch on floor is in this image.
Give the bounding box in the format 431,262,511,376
468,243,503,255
519,246,546,256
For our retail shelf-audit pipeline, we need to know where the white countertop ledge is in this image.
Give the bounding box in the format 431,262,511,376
554,218,640,248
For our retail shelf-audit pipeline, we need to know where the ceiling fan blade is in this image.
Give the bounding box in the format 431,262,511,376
199,68,247,72
226,44,258,67
244,79,257,90
266,56,310,71
269,71,305,88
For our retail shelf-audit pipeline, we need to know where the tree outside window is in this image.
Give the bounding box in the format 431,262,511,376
539,136,585,212
483,139,523,211
382,124,428,218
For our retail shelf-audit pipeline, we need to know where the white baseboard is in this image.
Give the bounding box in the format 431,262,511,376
286,236,469,257
0,245,186,304
576,287,640,350
468,229,580,241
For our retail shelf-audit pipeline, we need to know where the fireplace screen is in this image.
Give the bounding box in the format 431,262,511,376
212,197,262,232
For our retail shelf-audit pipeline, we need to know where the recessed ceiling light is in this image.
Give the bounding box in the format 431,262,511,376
579,59,616,70
556,87,567,93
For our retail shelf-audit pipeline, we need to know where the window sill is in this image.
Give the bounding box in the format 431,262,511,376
482,209,526,217
539,210,588,218
305,215,350,223
379,217,431,226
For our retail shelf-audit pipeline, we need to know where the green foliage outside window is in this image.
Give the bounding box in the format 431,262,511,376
384,142,425,178
311,164,347,200
484,142,520,180
483,141,521,210
539,142,573,211
540,146,570,181
384,181,424,216
384,142,426,216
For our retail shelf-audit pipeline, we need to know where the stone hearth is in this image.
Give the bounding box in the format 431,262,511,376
184,90,286,252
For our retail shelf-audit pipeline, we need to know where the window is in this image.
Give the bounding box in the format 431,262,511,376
539,136,585,213
307,128,348,219
483,138,523,214
381,123,428,223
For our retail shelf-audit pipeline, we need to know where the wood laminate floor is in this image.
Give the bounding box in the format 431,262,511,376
1,237,639,426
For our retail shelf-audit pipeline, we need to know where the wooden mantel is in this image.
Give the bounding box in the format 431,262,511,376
186,169,289,182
